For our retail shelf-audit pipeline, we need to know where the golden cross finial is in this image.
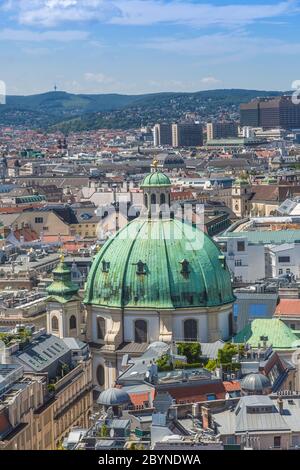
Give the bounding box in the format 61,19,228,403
59,247,65,263
152,159,159,171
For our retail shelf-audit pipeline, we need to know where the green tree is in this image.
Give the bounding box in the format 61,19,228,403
177,342,202,364
205,359,217,372
100,424,109,438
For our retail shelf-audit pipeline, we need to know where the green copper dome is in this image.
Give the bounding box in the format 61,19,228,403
141,171,171,188
84,217,235,309
47,258,79,303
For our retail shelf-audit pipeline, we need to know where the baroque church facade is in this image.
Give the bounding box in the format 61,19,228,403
46,166,235,392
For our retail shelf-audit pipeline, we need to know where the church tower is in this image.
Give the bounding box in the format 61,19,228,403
232,175,251,218
140,159,172,218
46,255,81,339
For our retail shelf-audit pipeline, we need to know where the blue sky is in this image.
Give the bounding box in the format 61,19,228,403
0,0,300,95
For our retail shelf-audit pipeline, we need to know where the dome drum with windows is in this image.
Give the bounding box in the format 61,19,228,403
85,167,235,310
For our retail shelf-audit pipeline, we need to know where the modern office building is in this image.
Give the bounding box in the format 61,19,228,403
240,96,300,130
240,99,261,127
206,122,238,141
172,123,203,147
152,123,173,147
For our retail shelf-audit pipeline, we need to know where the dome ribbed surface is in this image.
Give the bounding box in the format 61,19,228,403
84,217,235,309
97,388,131,406
241,373,271,392
141,171,171,188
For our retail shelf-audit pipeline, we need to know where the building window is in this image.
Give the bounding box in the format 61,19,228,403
279,269,283,275
69,315,77,330
160,193,166,205
291,324,296,330
97,317,106,340
235,259,242,267
51,316,59,332
134,319,148,343
274,436,281,449
102,260,110,273
96,365,105,387
278,256,290,263
184,319,198,341
35,217,44,224
220,242,227,252
206,393,217,401
286,268,291,274
237,241,245,252
144,193,148,208
151,194,156,205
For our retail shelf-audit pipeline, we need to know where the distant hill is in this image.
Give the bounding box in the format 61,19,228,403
0,89,284,132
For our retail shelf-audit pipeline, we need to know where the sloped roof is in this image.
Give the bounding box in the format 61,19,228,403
275,299,300,317
233,318,300,349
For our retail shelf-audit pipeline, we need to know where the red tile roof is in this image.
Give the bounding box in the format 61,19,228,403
163,381,226,404
275,299,300,317
13,227,39,242
128,390,155,407
223,381,241,392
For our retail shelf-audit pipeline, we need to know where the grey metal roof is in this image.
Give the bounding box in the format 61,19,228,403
97,388,131,406
106,419,131,429
62,337,87,350
201,340,225,360
235,397,290,434
241,373,271,392
15,334,70,372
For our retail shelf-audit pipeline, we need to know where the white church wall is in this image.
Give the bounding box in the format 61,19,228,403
172,313,208,342
123,313,160,343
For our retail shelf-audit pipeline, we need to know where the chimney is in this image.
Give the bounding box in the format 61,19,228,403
277,397,284,415
201,406,211,430
192,403,200,419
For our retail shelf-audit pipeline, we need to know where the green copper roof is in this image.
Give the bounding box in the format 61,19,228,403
233,178,249,186
141,171,171,188
84,217,235,309
233,318,300,350
262,176,277,185
47,259,79,303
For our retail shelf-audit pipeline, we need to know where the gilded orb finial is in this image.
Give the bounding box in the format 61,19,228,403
152,159,159,171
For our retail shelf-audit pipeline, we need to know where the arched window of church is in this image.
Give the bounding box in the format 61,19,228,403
135,319,148,343
160,193,166,205
151,194,156,205
69,315,77,330
97,317,106,340
184,319,198,341
96,365,105,387
144,193,148,209
52,315,59,332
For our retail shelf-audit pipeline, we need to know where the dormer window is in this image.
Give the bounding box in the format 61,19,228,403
219,255,226,269
180,259,190,276
102,260,110,273
136,260,147,275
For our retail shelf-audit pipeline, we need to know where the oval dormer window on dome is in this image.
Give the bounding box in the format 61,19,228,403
102,260,110,273
135,260,147,275
180,259,190,276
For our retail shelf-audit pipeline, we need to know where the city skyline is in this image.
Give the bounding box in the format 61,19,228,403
0,0,300,95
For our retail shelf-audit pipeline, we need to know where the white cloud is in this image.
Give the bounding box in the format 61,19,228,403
84,72,116,84
0,27,89,42
201,76,221,85
144,31,300,59
3,0,297,28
